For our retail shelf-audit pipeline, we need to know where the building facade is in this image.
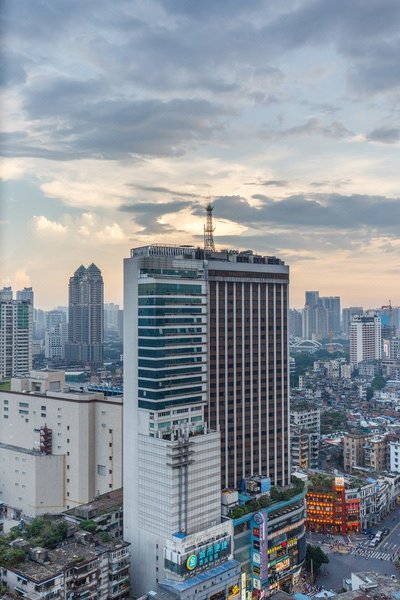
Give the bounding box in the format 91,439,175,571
123,244,292,597
305,477,361,534
231,490,306,595
0,299,32,379
65,263,104,367
350,315,381,365
0,535,130,600
290,406,320,471
0,370,122,517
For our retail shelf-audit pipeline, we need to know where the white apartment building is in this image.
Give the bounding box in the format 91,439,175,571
389,440,400,473
350,315,381,366
0,370,122,518
0,300,32,379
44,322,68,359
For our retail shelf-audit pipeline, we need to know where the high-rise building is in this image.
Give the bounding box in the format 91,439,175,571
65,264,104,367
319,296,341,335
350,314,381,365
16,286,34,306
123,244,290,596
45,310,68,360
0,287,13,301
289,308,303,338
342,307,363,336
303,292,341,339
305,291,319,307
205,250,290,488
0,299,32,379
104,302,120,332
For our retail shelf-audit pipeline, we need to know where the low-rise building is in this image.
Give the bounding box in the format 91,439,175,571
305,475,360,534
0,532,130,600
229,482,306,596
63,488,124,539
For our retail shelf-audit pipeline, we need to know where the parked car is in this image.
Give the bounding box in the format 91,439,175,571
369,538,379,547
383,527,390,535
362,528,373,535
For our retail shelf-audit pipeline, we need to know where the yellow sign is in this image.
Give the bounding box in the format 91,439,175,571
335,476,344,488
228,584,240,599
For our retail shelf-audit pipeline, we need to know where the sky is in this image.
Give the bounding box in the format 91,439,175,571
1,0,400,310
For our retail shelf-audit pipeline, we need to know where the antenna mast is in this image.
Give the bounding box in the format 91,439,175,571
204,203,216,252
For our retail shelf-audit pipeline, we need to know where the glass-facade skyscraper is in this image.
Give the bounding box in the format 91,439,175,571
123,244,291,596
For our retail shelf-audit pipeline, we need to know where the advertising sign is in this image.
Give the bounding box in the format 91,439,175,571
165,536,231,577
251,512,268,590
228,584,240,600
241,572,247,600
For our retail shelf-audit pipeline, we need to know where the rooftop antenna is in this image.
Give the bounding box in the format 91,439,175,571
204,203,215,252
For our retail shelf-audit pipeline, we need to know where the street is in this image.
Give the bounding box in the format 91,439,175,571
306,505,400,592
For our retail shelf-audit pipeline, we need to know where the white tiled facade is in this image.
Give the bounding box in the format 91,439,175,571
0,370,122,517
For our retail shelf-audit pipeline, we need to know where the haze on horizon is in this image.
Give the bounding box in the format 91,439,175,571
1,0,399,310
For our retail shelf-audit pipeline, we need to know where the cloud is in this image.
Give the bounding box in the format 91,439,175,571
32,212,129,244
32,215,67,235
191,193,400,237
366,127,400,144
131,185,200,198
260,117,353,141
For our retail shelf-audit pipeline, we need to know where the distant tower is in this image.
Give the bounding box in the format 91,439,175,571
204,203,215,252
65,264,104,368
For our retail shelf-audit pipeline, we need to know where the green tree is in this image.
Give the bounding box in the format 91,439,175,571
371,375,386,391
79,520,98,533
305,544,329,579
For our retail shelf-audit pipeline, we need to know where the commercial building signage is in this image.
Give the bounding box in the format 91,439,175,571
228,584,240,600
165,536,231,577
251,512,268,591
186,554,198,570
241,572,247,600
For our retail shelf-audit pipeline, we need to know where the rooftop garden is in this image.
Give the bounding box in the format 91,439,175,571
307,474,335,492
229,479,305,519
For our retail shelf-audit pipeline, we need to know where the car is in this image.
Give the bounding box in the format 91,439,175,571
382,527,390,535
363,528,373,535
369,538,379,547
367,533,375,539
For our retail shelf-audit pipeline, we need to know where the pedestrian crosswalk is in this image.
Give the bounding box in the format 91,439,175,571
353,548,395,560
351,541,399,561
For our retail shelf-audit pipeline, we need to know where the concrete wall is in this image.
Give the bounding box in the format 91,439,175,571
0,387,122,514
0,445,64,516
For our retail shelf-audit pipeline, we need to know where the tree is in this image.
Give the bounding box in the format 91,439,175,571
371,375,386,391
305,544,329,580
79,520,98,533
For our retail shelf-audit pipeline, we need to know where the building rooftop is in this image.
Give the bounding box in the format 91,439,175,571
337,572,400,598
11,537,129,583
63,488,123,519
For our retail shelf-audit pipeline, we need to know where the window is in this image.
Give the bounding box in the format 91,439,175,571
97,465,106,476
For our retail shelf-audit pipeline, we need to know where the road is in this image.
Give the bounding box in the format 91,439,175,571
306,505,400,592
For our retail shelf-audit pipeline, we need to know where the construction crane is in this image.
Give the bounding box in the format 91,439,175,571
204,203,216,252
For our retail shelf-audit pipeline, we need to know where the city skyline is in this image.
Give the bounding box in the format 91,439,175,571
2,1,400,309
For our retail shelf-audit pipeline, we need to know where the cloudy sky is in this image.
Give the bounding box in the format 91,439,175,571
1,0,400,309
